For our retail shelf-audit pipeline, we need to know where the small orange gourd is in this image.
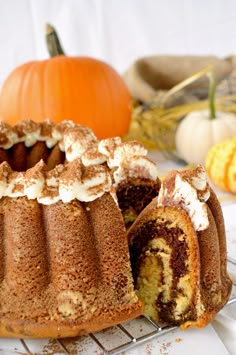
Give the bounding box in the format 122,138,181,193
0,24,131,139
205,138,236,193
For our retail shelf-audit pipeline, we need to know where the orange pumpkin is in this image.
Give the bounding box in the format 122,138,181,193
0,25,131,139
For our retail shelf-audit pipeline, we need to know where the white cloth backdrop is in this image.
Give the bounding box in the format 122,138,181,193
1,0,236,86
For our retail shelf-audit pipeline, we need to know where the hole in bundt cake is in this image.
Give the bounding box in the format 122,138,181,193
0,142,66,172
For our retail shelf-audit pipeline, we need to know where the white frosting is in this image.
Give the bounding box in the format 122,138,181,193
0,122,18,149
0,159,113,205
59,169,111,203
52,120,76,141
191,175,207,190
61,125,98,161
0,119,98,155
4,131,18,149
5,172,25,198
0,119,159,204
113,156,160,187
37,191,61,205
0,179,7,198
81,138,159,187
0,157,111,204
81,146,107,166
0,162,10,197
190,169,211,201
18,119,58,148
23,128,41,147
37,119,59,148
81,137,122,167
158,168,210,231
24,177,45,199
98,137,122,156
107,141,147,169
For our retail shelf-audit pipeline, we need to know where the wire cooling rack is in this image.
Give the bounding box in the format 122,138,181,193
17,315,177,354
15,261,236,355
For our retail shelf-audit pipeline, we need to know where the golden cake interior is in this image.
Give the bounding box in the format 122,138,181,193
129,206,201,326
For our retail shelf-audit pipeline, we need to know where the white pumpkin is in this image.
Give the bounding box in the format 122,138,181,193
175,72,236,164
175,110,236,164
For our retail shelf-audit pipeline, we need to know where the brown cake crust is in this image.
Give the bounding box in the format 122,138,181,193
206,188,232,301
0,193,142,338
0,306,142,338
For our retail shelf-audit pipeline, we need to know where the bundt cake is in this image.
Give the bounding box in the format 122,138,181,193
128,165,232,329
0,118,163,338
0,119,161,228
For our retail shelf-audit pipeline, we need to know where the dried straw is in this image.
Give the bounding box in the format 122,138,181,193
124,66,236,154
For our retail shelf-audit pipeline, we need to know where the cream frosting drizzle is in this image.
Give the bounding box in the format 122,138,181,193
81,140,160,187
0,119,159,204
157,165,210,231
0,160,112,204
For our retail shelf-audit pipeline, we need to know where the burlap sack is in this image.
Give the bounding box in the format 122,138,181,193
123,55,236,103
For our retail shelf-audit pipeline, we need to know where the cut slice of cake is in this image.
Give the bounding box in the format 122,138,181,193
128,165,232,329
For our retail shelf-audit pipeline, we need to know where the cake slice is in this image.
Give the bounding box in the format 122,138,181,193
128,166,232,329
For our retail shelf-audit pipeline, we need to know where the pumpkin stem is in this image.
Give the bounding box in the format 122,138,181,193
46,23,65,57
208,72,216,120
